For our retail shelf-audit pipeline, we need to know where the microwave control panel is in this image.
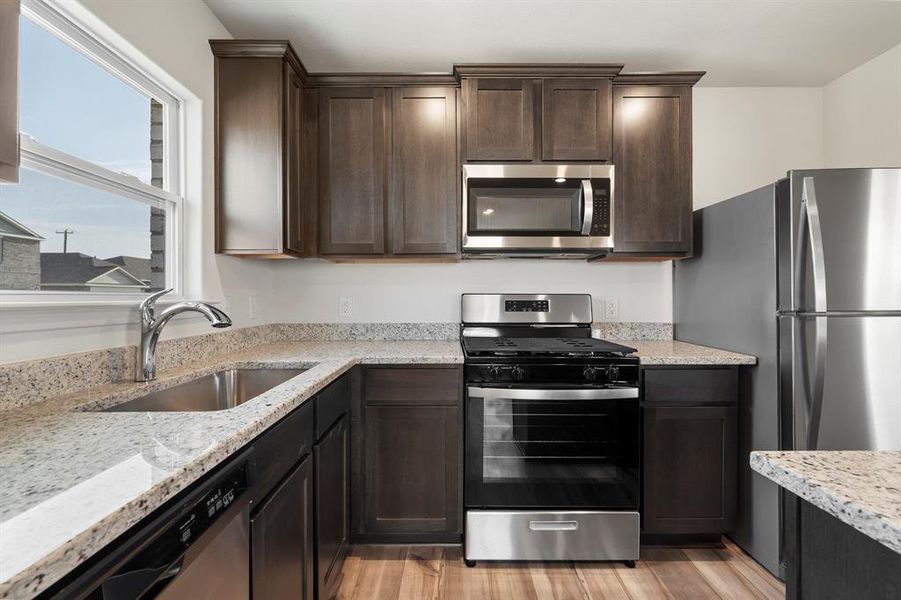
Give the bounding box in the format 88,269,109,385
590,186,611,237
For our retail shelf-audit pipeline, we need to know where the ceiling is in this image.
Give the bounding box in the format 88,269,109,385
204,1,901,86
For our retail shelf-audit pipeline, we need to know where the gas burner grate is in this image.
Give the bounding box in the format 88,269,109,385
463,337,637,357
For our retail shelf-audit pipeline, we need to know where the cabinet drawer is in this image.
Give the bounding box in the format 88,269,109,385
315,374,351,440
363,367,461,405
465,510,639,561
252,401,314,501
642,368,737,406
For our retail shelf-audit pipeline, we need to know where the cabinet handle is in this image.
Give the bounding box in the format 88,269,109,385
529,520,579,531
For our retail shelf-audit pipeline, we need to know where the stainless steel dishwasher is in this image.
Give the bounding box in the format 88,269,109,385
57,455,253,599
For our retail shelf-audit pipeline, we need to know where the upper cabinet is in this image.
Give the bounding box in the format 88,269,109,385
542,78,612,161
211,40,313,258
611,73,703,257
317,82,459,258
318,87,388,255
461,78,534,161
390,87,458,255
0,0,19,183
457,65,622,163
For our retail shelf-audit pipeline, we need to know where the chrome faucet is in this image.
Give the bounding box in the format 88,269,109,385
136,289,232,382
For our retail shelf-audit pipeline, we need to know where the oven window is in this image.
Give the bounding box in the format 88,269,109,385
466,392,639,509
468,178,582,234
483,398,618,481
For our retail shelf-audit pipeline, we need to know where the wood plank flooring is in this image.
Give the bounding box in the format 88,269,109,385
337,538,784,600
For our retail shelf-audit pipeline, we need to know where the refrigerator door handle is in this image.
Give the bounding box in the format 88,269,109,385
807,316,828,449
793,177,828,312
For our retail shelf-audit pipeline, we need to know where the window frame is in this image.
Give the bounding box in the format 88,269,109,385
1,0,185,306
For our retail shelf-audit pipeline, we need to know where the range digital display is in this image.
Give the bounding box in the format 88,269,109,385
505,300,549,313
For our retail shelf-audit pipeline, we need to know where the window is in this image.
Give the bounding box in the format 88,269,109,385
0,0,181,297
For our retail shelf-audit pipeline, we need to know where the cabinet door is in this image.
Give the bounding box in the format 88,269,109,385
251,455,315,600
0,0,18,183
643,405,737,534
390,87,458,254
284,69,304,254
315,416,349,600
542,78,612,161
318,87,387,255
613,85,692,254
462,78,534,161
362,403,461,537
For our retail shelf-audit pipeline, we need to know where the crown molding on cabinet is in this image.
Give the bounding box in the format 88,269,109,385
613,71,706,85
210,39,310,82
453,63,624,79
306,73,458,87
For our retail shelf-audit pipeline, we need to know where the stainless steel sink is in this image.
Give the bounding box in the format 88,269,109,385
103,368,307,412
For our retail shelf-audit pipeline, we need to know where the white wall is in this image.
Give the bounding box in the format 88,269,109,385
272,260,673,324
0,0,275,363
823,44,901,168
692,87,824,208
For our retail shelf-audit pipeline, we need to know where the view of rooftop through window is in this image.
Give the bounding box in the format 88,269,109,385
0,13,167,293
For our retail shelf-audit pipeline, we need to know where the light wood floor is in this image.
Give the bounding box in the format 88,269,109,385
337,538,785,600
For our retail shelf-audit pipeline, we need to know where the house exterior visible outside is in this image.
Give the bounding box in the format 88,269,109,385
2,100,163,294
0,211,44,290
39,253,149,292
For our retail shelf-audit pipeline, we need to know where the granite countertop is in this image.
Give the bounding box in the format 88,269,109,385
0,340,461,599
0,337,753,598
628,340,756,365
751,451,901,555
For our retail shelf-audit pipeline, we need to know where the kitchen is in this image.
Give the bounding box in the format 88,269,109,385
0,0,899,599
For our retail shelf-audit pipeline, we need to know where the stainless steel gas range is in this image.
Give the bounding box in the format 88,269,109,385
460,293,641,567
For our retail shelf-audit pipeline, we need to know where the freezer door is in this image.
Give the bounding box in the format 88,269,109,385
778,168,901,312
781,314,901,450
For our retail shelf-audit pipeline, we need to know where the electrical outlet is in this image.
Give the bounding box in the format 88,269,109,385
604,297,619,320
248,295,258,320
339,296,353,319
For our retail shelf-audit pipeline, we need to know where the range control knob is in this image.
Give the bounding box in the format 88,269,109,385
606,366,621,381
582,366,599,382
487,366,502,380
510,366,526,381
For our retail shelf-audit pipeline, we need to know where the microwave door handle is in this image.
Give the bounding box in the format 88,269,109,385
581,179,593,235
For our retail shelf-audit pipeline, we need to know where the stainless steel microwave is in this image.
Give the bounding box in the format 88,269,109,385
462,164,615,258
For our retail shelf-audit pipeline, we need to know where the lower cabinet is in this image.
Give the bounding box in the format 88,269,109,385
352,366,463,543
251,455,315,600
641,367,738,536
314,415,349,600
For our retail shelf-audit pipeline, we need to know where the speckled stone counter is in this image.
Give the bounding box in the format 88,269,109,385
627,339,756,365
751,451,901,555
0,340,462,599
0,334,754,598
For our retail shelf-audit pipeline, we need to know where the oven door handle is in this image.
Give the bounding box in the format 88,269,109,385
467,386,638,400
581,179,594,235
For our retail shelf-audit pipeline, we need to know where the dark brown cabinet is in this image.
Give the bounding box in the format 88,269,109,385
318,85,459,257
211,40,312,257
318,87,387,255
611,74,702,256
461,77,535,161
352,366,463,543
641,367,738,536
542,78,612,161
251,455,315,600
0,0,19,183
457,66,621,163
390,87,458,254
314,416,348,600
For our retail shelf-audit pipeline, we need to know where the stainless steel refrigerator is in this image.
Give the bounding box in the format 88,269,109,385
673,168,901,577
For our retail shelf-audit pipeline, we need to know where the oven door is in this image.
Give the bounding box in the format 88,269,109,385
462,164,613,252
465,386,639,509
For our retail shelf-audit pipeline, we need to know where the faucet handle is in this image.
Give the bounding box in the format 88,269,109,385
139,288,173,322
